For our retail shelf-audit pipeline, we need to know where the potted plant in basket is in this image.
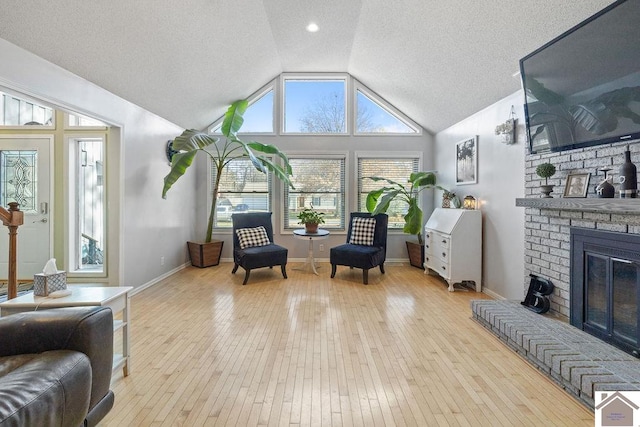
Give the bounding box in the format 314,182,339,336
536,162,557,198
162,99,294,267
297,207,325,233
365,171,443,269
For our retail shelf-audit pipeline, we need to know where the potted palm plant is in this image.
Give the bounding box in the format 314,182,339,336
297,207,325,233
162,100,294,267
365,171,442,269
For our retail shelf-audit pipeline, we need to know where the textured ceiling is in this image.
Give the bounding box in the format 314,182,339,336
0,0,614,134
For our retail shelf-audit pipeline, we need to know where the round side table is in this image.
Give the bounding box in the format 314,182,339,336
293,229,330,275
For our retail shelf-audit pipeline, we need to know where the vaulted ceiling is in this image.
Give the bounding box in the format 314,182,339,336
0,0,614,134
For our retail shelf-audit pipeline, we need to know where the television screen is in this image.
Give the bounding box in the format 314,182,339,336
520,0,640,153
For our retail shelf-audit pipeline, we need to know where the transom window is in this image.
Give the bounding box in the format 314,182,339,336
283,156,346,230
0,91,54,127
213,158,271,228
210,87,275,134
206,74,422,137
66,112,108,128
283,78,347,134
357,156,420,229
240,89,274,133
355,89,418,134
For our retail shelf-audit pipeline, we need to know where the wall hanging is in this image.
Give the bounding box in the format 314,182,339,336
495,106,517,145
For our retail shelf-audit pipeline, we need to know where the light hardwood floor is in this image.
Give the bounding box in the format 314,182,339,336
103,263,593,426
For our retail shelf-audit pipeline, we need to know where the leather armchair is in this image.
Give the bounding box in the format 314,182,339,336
0,306,114,427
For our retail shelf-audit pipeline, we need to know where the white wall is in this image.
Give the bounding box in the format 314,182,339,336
434,92,526,299
0,38,191,290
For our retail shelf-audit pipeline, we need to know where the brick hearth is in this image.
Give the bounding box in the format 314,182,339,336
471,300,640,409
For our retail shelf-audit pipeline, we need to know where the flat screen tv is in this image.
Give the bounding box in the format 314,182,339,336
520,0,640,154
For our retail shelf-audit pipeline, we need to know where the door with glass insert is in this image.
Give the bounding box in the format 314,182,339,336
0,136,51,280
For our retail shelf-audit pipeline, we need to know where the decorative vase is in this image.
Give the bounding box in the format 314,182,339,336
619,145,637,198
442,197,451,208
596,167,615,198
540,184,554,198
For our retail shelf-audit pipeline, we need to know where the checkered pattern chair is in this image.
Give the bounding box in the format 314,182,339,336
232,212,288,285
330,212,388,284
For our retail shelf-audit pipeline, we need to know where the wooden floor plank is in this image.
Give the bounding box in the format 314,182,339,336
102,263,594,426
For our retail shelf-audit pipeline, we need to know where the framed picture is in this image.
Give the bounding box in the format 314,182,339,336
456,136,478,185
563,173,591,198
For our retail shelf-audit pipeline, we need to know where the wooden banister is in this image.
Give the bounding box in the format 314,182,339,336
0,202,23,299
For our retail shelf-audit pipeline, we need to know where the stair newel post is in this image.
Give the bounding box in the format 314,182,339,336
0,202,24,299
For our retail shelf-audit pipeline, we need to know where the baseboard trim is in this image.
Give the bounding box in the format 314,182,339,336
129,262,189,296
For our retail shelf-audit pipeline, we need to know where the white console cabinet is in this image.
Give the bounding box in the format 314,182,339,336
424,208,482,292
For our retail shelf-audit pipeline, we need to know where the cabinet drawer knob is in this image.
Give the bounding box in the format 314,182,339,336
425,244,429,249
441,266,446,270
442,252,446,257
442,239,446,244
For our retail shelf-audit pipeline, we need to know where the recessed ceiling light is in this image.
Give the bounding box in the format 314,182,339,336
306,22,319,33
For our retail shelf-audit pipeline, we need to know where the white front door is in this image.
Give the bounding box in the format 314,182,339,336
0,136,52,279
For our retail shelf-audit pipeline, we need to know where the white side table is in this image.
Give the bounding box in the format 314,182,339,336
0,286,133,376
293,229,330,275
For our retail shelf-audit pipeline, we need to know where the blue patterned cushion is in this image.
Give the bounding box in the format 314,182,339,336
236,226,270,249
349,217,376,246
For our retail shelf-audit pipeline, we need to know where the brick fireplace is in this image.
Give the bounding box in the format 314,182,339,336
569,228,640,357
521,141,640,320
470,141,640,407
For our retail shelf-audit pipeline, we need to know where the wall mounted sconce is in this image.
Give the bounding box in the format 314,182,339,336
495,105,517,145
463,195,477,210
166,140,178,163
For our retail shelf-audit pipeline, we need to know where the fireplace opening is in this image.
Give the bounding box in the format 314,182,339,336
570,228,640,358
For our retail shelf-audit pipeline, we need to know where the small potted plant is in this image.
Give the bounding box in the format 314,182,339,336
536,162,557,198
297,207,325,233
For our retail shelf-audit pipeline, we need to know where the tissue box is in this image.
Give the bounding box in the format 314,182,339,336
33,271,67,296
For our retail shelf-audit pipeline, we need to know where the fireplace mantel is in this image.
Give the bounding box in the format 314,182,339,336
515,198,640,214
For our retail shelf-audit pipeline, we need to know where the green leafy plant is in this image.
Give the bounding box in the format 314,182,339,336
535,162,556,184
162,100,294,243
296,207,326,225
365,171,442,244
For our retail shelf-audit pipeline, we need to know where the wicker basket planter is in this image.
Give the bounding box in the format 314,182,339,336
187,240,223,268
406,241,425,270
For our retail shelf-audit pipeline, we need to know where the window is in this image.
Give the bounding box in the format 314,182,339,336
357,156,420,229
0,150,37,212
356,89,418,134
283,77,347,134
0,91,54,127
284,156,346,230
209,85,275,134
66,112,108,128
240,89,274,133
213,158,271,228
69,138,105,273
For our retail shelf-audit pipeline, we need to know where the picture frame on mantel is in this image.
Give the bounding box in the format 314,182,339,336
563,172,590,198
456,136,478,185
